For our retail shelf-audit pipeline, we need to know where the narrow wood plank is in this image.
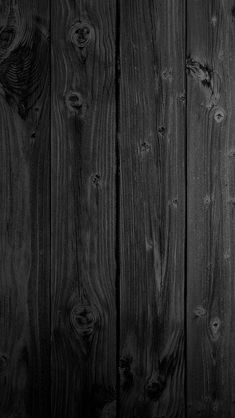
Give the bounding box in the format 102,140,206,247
187,0,235,416
51,1,117,417
0,0,50,416
119,1,186,416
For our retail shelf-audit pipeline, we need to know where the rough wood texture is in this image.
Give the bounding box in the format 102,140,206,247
2,0,235,416
187,0,235,416
0,1,50,417
119,1,186,416
51,1,117,417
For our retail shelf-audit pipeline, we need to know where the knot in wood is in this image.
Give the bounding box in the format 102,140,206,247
0,354,9,375
140,141,151,153
70,305,97,338
171,198,178,208
210,317,221,340
69,21,93,48
65,90,86,116
186,58,212,88
158,126,166,135
214,107,225,123
91,173,101,187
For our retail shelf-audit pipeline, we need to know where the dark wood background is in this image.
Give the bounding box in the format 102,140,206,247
0,0,235,417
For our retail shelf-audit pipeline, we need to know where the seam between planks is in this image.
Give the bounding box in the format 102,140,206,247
50,0,52,415
185,0,188,416
115,0,121,417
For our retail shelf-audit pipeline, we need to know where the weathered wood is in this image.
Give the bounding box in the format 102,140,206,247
187,0,235,416
51,1,117,417
0,0,50,417
119,0,186,416
2,1,235,416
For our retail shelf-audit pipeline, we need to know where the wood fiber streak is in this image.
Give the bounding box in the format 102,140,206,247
187,0,235,416
119,1,185,416
0,0,50,417
51,1,117,417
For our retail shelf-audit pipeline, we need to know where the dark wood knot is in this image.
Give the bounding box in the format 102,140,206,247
209,317,221,341
171,197,178,208
91,173,101,188
158,126,166,135
65,90,87,117
69,21,93,49
70,304,97,338
0,354,9,375
186,57,212,89
214,107,225,123
140,141,151,153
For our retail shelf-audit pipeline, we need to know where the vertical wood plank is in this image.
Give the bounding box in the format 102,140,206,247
0,0,50,417
187,0,235,416
51,1,117,417
119,1,186,416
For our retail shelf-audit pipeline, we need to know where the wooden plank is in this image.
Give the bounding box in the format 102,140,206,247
187,0,235,416
51,1,117,417
0,0,50,417
119,0,186,416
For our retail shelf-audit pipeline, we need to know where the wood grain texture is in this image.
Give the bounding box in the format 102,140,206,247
0,1,50,417
119,1,186,416
2,0,235,416
51,1,117,417
187,0,235,416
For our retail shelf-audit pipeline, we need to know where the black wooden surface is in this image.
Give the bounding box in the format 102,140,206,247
0,0,234,417
51,1,117,417
187,1,235,416
119,1,185,417
0,1,50,417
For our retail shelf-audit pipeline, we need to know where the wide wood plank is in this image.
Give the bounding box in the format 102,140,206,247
119,0,186,416
187,0,235,416
0,0,50,417
51,1,117,417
